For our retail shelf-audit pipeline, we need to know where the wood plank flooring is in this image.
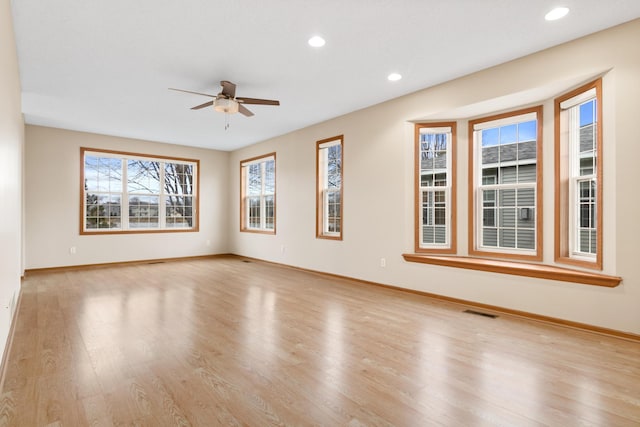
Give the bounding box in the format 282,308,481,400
1,256,639,426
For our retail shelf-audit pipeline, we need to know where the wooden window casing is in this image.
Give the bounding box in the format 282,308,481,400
554,79,603,270
414,122,457,253
316,136,344,240
80,148,199,235
240,153,276,234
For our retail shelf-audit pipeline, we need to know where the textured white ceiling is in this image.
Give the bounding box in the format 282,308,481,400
11,0,640,151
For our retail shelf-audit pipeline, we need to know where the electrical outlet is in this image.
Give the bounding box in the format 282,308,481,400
380,258,386,268
206,239,211,247
69,246,76,255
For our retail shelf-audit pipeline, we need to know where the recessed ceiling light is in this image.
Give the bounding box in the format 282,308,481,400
308,36,326,47
387,73,402,82
545,7,569,21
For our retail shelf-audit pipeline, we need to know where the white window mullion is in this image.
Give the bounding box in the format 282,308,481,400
260,162,266,229
159,161,166,228
121,159,130,230
323,189,330,234
323,149,329,234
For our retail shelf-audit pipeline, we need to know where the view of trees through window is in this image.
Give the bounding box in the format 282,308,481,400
324,144,342,234
241,154,275,232
83,149,197,232
317,136,343,239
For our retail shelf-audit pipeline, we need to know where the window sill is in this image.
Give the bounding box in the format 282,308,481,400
81,228,198,235
240,229,276,235
402,254,622,287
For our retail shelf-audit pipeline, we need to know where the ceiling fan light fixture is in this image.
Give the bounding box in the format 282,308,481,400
214,97,239,114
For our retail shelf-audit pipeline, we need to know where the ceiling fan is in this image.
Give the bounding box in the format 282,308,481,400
169,80,279,117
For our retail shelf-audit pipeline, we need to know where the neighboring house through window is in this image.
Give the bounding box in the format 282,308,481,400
468,106,543,260
316,136,343,239
240,153,276,233
555,79,603,269
81,148,198,234
414,122,456,253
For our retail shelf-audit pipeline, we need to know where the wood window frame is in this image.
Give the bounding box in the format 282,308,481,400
80,147,200,235
316,135,344,240
414,122,457,254
468,106,543,261
240,152,277,234
554,79,603,270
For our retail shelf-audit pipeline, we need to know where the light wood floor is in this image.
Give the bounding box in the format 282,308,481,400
1,256,639,426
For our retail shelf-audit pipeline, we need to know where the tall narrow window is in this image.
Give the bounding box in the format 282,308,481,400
241,153,276,233
81,148,198,234
555,79,602,269
316,136,343,239
414,123,456,253
468,106,543,260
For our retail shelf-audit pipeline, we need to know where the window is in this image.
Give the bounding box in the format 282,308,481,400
240,153,276,233
555,79,602,269
316,136,343,239
414,123,456,253
468,106,542,260
81,148,198,234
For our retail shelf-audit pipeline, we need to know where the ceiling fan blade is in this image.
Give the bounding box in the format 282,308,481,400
220,81,236,98
169,88,216,98
191,100,214,110
236,97,280,106
238,103,254,117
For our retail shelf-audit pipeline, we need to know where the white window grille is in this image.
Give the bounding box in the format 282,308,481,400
241,154,276,232
418,126,452,249
82,149,197,233
561,88,598,259
317,137,343,238
472,111,539,255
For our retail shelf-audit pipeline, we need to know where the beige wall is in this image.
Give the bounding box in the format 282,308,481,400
25,126,230,268
0,0,25,358
229,19,640,334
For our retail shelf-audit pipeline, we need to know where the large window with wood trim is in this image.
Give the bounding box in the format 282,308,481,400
468,106,542,260
81,148,198,234
240,153,276,233
316,136,343,239
415,123,456,252
555,79,602,269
